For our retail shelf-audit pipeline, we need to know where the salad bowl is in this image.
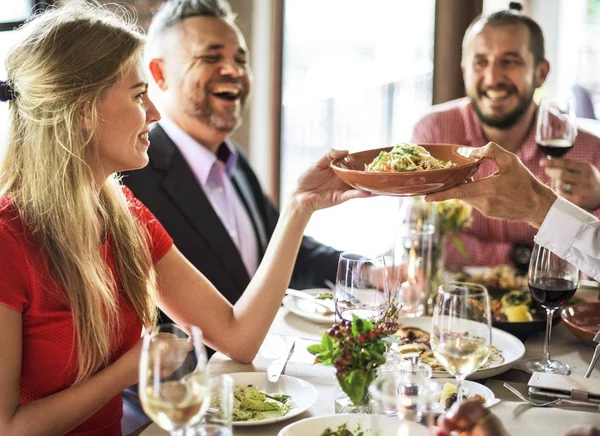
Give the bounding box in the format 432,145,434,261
330,143,482,196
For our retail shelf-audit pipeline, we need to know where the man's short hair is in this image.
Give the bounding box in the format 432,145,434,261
462,8,546,65
146,0,236,54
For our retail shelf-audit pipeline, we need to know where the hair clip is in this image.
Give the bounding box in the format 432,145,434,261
509,2,523,12
0,80,16,102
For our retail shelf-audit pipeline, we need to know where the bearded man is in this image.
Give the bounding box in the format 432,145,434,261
411,7,600,268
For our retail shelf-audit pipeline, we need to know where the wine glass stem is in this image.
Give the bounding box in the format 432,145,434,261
542,308,556,365
456,376,465,404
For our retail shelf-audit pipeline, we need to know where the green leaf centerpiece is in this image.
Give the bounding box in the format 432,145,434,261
308,308,400,406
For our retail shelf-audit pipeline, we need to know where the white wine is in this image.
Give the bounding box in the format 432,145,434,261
431,333,489,377
142,380,210,431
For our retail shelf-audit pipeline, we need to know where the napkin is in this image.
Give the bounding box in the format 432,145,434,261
528,372,600,403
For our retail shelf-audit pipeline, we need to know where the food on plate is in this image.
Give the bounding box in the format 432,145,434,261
232,384,292,421
315,292,334,300
320,422,365,436
364,143,456,173
438,382,486,410
504,304,533,322
455,264,527,290
392,326,504,372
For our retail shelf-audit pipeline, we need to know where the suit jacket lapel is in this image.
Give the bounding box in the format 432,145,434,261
152,127,251,289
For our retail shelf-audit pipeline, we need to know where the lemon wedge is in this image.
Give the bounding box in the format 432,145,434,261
505,305,533,322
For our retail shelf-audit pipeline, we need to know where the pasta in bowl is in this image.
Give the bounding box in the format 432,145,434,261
330,143,482,196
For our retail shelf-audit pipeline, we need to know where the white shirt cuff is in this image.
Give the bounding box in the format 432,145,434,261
535,197,596,257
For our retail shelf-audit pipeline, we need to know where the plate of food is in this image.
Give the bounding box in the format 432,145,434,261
282,288,335,324
433,379,497,412
453,265,569,336
330,143,482,196
392,316,525,380
228,372,318,426
277,413,428,436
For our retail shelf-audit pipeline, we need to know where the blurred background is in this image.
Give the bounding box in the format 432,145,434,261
2,0,600,256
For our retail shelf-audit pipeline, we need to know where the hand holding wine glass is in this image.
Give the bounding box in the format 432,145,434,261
536,95,578,192
431,283,491,409
521,243,578,375
139,323,209,436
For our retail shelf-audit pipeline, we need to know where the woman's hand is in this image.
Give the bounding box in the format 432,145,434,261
291,149,371,214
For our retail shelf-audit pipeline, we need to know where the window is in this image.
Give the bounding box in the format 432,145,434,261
280,0,436,256
0,1,50,160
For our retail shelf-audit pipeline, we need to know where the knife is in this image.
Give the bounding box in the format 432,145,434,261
285,289,335,311
267,339,296,383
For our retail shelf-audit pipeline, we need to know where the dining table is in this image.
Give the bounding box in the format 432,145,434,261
140,286,600,436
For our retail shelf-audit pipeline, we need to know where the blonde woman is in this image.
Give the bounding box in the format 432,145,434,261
0,2,368,435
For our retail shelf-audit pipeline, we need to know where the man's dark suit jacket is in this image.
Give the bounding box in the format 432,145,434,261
122,125,341,311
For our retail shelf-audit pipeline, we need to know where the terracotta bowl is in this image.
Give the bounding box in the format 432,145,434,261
561,302,600,346
330,144,483,196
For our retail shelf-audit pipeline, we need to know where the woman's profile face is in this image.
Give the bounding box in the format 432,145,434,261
92,59,161,181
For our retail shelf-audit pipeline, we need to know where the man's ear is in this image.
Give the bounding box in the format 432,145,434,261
149,58,167,90
535,59,550,88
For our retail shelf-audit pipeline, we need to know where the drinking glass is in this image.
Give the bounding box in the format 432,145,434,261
139,323,209,436
193,374,234,436
391,222,434,317
536,95,577,191
335,253,390,322
521,242,579,374
431,283,491,409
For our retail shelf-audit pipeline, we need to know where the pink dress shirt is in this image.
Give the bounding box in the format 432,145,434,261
411,98,600,268
159,118,259,276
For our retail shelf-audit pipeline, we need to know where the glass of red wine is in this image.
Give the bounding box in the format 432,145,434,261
535,95,577,191
521,242,578,374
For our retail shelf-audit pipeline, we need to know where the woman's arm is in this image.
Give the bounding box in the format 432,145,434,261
156,150,369,362
0,305,142,436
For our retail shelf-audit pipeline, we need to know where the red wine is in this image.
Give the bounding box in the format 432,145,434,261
528,278,577,309
537,139,573,158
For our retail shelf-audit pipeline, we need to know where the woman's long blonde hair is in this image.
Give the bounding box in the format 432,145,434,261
1,1,158,382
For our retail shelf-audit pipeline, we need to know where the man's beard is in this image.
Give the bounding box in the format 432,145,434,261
190,96,245,132
471,86,534,130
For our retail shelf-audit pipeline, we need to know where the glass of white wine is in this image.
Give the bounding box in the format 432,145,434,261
139,323,209,436
431,282,491,409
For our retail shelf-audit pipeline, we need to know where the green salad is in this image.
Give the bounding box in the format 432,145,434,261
233,384,292,421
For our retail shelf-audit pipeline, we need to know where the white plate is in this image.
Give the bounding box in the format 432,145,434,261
397,316,525,380
282,288,335,324
277,413,428,436
433,378,497,411
229,372,318,426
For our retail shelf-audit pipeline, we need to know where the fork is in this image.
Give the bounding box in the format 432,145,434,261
584,329,600,378
503,383,559,407
503,383,600,410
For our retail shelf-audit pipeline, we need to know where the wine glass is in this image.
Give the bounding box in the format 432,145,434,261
521,243,579,374
431,282,491,409
335,252,390,323
535,95,578,191
139,323,209,436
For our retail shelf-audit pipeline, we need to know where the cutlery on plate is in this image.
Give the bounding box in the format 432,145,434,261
503,383,600,410
285,289,334,310
584,329,600,378
267,339,296,383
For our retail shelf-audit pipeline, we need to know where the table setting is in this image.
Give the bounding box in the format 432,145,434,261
140,143,600,436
